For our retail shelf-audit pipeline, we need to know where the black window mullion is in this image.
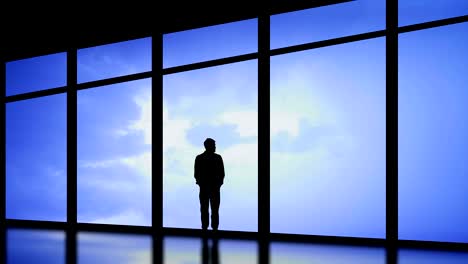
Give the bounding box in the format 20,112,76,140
66,49,77,264
67,49,78,225
152,29,165,264
152,33,163,233
386,0,398,247
1,59,6,264
258,14,270,237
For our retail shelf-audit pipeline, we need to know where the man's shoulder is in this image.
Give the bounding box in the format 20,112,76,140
196,152,222,159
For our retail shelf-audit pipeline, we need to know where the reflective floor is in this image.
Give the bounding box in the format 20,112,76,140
5,228,468,263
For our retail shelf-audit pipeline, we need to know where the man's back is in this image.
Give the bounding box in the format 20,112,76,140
195,151,225,188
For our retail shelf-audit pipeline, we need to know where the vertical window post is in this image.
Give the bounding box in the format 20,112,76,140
259,11,271,264
153,32,164,233
66,48,77,264
153,30,165,264
387,0,398,262
1,58,6,264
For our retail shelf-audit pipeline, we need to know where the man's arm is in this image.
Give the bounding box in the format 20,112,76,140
194,156,200,185
219,155,225,186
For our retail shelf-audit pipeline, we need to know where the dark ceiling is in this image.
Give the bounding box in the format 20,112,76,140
1,0,350,62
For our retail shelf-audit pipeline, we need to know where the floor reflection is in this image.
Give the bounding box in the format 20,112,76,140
78,232,151,264
164,236,258,264
5,228,468,264
398,249,468,264
7,228,65,264
271,242,385,264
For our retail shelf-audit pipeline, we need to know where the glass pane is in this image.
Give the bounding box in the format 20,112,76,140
6,94,67,221
6,52,66,96
271,0,385,49
7,229,65,264
78,232,151,264
399,23,468,243
270,242,385,264
164,19,257,68
163,60,258,231
78,79,151,226
270,38,386,238
78,37,151,83
399,0,468,26
399,249,468,264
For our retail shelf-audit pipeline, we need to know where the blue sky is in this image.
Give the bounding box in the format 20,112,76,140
399,0,468,26
4,0,468,245
270,37,386,238
6,52,66,96
270,0,385,49
77,79,152,226
398,22,468,243
6,94,67,221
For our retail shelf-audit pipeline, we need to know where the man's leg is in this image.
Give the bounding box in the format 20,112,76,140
210,188,220,230
199,187,209,230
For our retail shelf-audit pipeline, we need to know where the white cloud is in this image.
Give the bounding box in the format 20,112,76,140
114,128,130,137
80,86,153,181
79,159,120,169
129,94,152,145
270,63,339,138
79,151,151,186
222,143,257,166
121,151,152,181
271,111,302,138
112,87,152,145
217,110,258,137
163,103,193,152
87,209,149,226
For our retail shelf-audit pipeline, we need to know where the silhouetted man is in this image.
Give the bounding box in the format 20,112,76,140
195,138,225,231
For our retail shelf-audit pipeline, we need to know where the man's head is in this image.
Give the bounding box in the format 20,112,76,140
204,138,216,153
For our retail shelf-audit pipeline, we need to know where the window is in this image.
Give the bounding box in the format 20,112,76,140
164,19,257,68
271,0,385,49
78,79,152,226
163,60,258,231
271,37,386,238
399,0,468,26
399,22,468,243
6,94,67,221
78,37,151,83
6,52,66,96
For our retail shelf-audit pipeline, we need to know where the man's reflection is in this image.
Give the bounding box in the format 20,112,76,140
202,238,219,264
